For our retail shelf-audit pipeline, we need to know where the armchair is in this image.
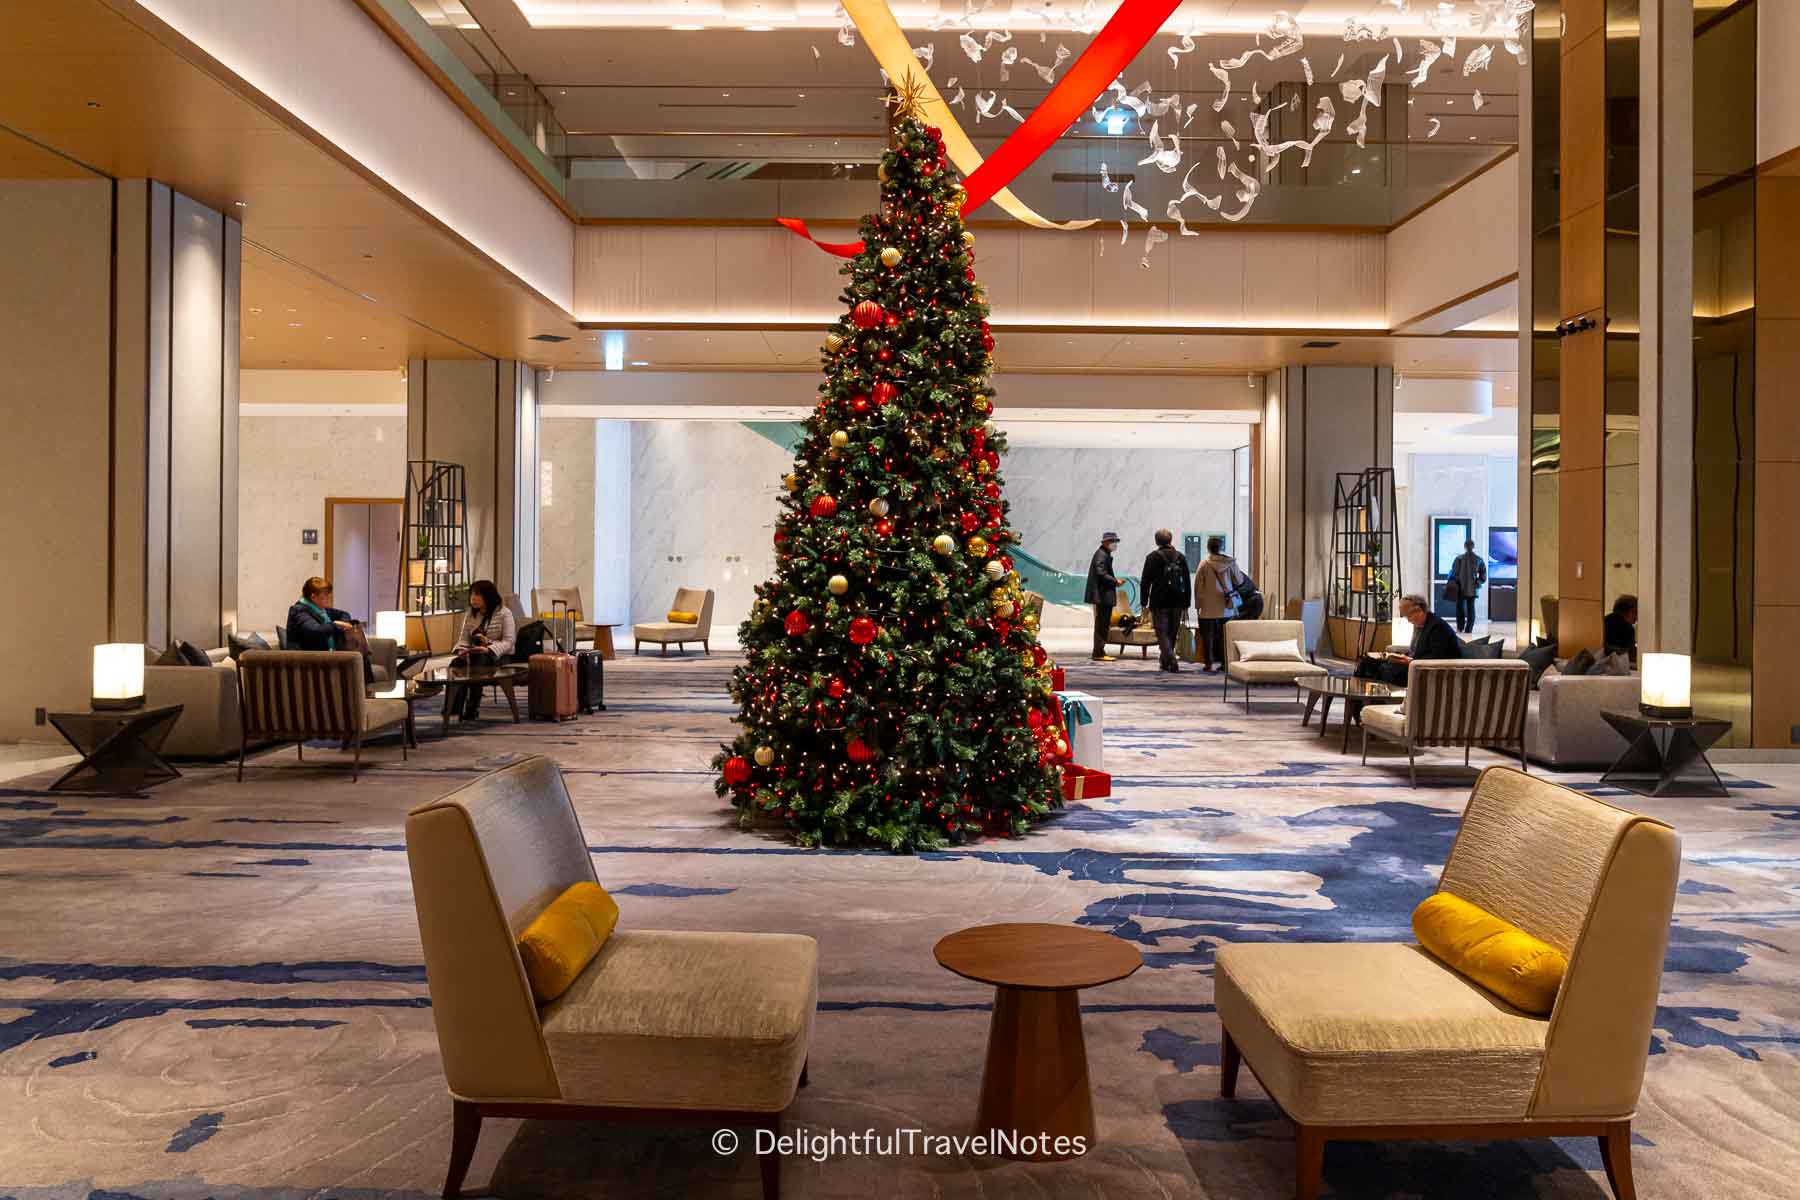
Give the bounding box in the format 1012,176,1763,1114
1215,766,1679,1200
1360,659,1530,786
235,650,409,781
405,756,816,1198
531,585,615,658
1106,598,1160,658
1221,619,1327,707
633,587,715,655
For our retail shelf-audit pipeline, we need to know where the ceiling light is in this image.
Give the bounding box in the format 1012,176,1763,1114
670,23,704,30
1445,99,1455,106
746,24,774,31
722,92,731,98
233,200,248,208
797,92,806,98
631,360,650,366
288,322,302,328
249,307,263,314
1351,168,1362,175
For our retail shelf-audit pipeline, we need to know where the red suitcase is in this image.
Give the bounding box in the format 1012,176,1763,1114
529,652,577,721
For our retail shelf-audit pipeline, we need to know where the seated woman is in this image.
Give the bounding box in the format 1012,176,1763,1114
285,577,375,682
451,579,517,720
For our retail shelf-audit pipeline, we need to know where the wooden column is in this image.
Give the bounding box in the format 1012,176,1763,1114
1556,0,1608,654
1753,173,1800,747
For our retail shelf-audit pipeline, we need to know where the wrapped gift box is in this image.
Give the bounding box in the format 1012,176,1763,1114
1054,689,1104,770
1050,667,1066,691
1061,763,1112,801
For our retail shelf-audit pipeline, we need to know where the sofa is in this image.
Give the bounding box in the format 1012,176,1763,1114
1525,671,1642,769
1216,766,1679,1200
405,756,816,1198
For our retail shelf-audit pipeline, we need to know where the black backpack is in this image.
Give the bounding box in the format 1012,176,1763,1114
514,619,552,661
1157,550,1191,608
1227,565,1261,617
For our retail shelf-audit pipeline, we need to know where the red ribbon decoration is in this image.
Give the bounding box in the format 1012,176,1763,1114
960,0,1183,214
777,0,1182,255
776,217,865,259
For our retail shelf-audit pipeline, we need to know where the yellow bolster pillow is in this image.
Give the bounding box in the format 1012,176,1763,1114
516,881,621,1004
667,610,699,624
539,610,583,623
1413,891,1568,1016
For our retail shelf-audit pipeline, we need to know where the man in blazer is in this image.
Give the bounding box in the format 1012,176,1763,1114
1085,531,1123,662
1357,593,1461,686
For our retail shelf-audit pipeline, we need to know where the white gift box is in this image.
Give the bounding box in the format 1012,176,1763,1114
1054,689,1105,771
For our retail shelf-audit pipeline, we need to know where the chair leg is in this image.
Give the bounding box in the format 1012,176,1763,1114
1220,1027,1241,1098
444,1099,481,1199
1295,1123,1326,1200
662,643,668,656
1465,743,1472,767
703,641,710,655
799,1057,810,1087
1599,1119,1636,1200
352,738,361,782
759,1114,781,1200
1360,724,1369,765
1408,743,1417,789
237,740,247,782
296,741,304,761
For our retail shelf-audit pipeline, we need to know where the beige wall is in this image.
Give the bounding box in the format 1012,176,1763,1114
1385,154,1520,330
1761,2,1800,166
0,180,114,739
538,418,597,611
242,368,406,408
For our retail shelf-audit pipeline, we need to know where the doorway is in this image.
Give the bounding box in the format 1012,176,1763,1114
324,498,403,623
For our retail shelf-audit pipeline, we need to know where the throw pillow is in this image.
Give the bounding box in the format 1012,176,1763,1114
666,610,700,625
1562,648,1597,677
1412,891,1568,1015
1592,651,1634,676
227,631,270,661
1460,637,1504,660
517,881,621,1004
153,644,185,667
1519,641,1558,688
175,641,212,668
1235,638,1304,663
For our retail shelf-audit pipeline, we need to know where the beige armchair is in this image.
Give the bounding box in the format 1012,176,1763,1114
1216,767,1679,1200
1221,619,1328,707
531,585,615,658
405,756,816,1198
1106,598,1161,657
1361,659,1531,786
236,650,409,781
633,587,715,655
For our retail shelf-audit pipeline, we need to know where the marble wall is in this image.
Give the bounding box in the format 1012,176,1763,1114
237,414,406,631
1397,451,1519,615
538,418,597,611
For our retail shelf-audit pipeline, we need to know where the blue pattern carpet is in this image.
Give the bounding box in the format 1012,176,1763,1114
1,652,1796,1197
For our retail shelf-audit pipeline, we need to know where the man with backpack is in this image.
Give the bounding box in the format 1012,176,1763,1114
1138,528,1193,673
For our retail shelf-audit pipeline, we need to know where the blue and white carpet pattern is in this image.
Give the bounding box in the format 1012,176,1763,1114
1,653,1796,1197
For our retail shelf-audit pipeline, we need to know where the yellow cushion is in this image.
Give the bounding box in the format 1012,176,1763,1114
1412,891,1568,1016
517,881,621,1004
539,609,583,623
667,610,699,624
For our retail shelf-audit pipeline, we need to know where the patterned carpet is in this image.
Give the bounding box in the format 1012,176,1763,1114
2,652,1797,1198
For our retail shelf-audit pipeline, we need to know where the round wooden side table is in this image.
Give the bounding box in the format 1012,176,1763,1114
933,922,1142,1160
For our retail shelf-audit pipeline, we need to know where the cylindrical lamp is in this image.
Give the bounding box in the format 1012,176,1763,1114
374,610,406,645
1391,616,1410,652
92,644,146,710
1640,653,1692,720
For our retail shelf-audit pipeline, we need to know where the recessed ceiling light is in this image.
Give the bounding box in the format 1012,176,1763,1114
631,360,651,366
233,200,248,208
1444,99,1455,106
746,24,774,31
326,335,334,340
1351,167,1362,175
288,322,302,328
670,23,704,30
249,307,263,314
797,92,806,98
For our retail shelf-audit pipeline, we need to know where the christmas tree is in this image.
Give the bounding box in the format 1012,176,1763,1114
715,103,1067,853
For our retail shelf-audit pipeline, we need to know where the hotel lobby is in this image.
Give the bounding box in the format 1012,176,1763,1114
2,2,1798,1198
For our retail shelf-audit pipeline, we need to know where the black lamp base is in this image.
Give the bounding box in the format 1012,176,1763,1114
1640,703,1693,721
91,695,146,712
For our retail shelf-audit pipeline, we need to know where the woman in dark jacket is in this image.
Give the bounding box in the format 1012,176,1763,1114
285,576,374,682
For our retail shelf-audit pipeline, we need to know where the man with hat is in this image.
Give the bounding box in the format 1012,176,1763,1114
1085,531,1124,662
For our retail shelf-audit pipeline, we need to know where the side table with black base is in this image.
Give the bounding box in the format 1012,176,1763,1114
1298,675,1407,753
48,705,183,794
1600,710,1733,798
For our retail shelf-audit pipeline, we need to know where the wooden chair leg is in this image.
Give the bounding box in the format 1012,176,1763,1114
1220,1027,1241,1098
1360,724,1370,764
799,1058,810,1087
1407,743,1417,788
237,740,247,782
759,1114,781,1200
1599,1120,1636,1200
296,741,304,761
1294,1123,1325,1200
352,738,361,782
444,1099,481,1199
1464,743,1472,766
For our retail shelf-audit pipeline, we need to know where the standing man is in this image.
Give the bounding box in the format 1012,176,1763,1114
1139,528,1193,673
1085,531,1123,662
1450,538,1487,634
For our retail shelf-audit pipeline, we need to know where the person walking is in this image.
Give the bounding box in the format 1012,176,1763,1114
1193,535,1239,673
1085,531,1124,662
1138,528,1193,673
1449,539,1487,634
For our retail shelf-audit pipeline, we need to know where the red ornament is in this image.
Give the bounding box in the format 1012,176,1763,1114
784,610,811,637
851,394,870,414
827,677,847,700
852,301,884,330
995,620,1013,640
809,494,838,518
874,517,894,536
1031,644,1048,667
981,330,995,352
959,511,980,533
1027,709,1045,730
847,737,878,764
984,482,1001,500
872,381,898,406
722,756,752,787
848,616,879,646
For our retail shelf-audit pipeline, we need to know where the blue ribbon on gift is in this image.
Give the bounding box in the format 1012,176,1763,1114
1060,696,1092,730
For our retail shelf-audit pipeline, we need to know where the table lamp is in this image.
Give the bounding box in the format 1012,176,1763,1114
1390,615,1410,653
1640,653,1692,720
92,643,146,710
374,610,406,646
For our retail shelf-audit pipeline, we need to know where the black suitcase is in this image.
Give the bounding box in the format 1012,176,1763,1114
574,649,605,713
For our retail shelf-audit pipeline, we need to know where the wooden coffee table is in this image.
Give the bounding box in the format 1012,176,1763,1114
933,923,1142,1160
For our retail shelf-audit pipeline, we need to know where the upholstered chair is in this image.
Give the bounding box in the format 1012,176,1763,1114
1361,659,1531,786
531,584,612,655
1107,597,1160,657
1221,619,1328,707
235,650,408,781
632,587,715,655
405,756,815,1198
1215,767,1680,1200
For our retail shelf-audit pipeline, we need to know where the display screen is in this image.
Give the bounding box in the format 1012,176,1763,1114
1488,527,1519,579
1434,519,1472,578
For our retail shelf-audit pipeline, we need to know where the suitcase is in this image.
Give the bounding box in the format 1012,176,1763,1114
574,649,605,713
529,652,577,721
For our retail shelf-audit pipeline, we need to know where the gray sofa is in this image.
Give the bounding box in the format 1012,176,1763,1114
1524,671,1641,769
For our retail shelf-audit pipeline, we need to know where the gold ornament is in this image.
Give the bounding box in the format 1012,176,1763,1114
974,397,991,414
949,183,967,205
994,599,1016,618
869,496,890,517
783,473,801,492
976,459,992,475
932,533,956,555
883,74,931,124
1023,613,1040,631
879,246,902,268
828,574,850,595
1055,738,1069,756
878,161,890,183
984,559,1005,581
967,535,989,557
825,332,844,353
754,745,775,767
961,230,976,248
830,429,850,449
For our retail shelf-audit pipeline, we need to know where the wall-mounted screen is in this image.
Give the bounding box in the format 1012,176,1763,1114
1488,526,1519,580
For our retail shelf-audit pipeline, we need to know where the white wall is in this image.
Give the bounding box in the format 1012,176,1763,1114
539,417,598,613
1396,452,1519,612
